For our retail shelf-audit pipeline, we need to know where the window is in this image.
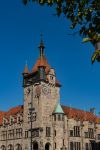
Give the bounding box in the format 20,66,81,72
32,129,39,137
28,112,36,122
54,130,56,136
70,130,73,137
63,139,64,146
54,115,56,121
70,142,73,150
8,144,13,150
17,116,22,124
86,143,89,150
74,126,80,137
55,143,56,149
3,118,8,127
85,132,88,138
88,128,94,139
58,114,61,121
46,127,51,137
1,131,7,141
8,130,14,140
70,142,80,150
98,134,100,140
25,131,28,138
50,76,53,80
62,115,64,121
16,128,22,139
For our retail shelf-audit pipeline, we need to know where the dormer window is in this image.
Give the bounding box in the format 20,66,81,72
11,118,13,125
10,116,14,125
18,116,21,122
17,115,22,124
50,76,53,80
3,118,8,127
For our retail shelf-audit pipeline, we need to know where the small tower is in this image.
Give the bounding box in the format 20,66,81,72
53,102,65,150
23,62,29,76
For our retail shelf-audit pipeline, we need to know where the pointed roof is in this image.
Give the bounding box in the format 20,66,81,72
32,56,51,73
23,64,29,75
32,37,51,73
54,103,64,114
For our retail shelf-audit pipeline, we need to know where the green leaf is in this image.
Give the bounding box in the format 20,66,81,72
82,38,90,43
91,51,98,64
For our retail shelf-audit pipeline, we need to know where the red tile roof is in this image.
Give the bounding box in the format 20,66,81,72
32,56,50,74
0,105,100,125
23,65,29,74
0,105,23,125
62,105,100,123
0,111,5,125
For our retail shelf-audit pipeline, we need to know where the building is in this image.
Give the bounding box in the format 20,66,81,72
0,39,100,150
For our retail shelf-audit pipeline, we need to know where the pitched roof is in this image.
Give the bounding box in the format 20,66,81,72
0,104,100,125
23,64,29,74
62,105,100,123
0,111,5,125
0,105,23,125
32,56,51,74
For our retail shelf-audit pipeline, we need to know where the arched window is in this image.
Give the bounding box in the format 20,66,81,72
33,142,38,150
8,144,13,150
15,144,22,150
1,145,6,150
45,143,51,150
70,142,73,150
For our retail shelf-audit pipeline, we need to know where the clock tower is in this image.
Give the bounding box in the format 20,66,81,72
23,38,61,150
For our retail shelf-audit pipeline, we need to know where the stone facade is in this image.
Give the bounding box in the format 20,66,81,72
0,40,100,150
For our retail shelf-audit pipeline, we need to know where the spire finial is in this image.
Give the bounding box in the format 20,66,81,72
23,60,29,75
39,33,45,57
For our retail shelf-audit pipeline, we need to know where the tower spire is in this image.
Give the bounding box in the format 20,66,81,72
23,60,29,75
39,33,45,57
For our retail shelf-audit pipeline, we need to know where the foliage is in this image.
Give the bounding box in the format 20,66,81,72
22,0,100,63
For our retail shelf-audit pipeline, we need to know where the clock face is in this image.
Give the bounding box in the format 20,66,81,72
42,85,50,96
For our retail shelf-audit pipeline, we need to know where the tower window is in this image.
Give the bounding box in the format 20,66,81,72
54,130,56,136
50,76,53,80
58,114,61,121
63,139,64,146
62,115,64,121
46,127,51,137
54,115,56,121
55,143,56,149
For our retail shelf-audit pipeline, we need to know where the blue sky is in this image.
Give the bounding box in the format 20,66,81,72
0,0,100,115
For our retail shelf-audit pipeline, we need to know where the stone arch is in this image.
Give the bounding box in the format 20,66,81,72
33,141,38,150
1,145,6,150
45,143,51,150
8,144,13,150
15,144,22,150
